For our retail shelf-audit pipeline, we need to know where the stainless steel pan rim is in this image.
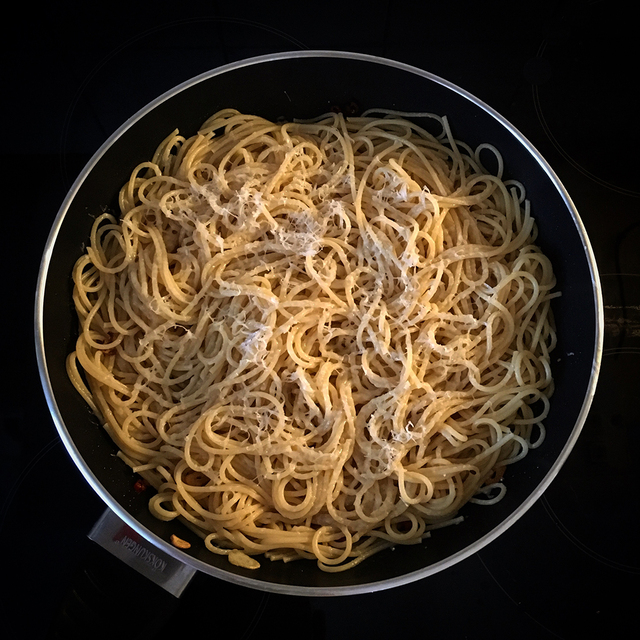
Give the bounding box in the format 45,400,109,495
34,49,604,596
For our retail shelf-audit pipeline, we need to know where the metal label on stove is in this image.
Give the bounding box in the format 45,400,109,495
88,509,196,597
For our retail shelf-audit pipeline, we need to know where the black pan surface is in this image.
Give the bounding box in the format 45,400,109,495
36,51,602,594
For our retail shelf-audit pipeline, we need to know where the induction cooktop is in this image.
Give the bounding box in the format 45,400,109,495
3,1,638,638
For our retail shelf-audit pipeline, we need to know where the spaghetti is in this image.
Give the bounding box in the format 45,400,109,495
68,108,558,571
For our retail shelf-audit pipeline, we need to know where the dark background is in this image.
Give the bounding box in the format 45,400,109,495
2,1,638,638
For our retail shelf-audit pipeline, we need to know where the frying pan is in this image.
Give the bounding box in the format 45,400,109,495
35,50,603,596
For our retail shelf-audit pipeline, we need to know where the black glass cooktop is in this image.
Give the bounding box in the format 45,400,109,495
3,1,638,638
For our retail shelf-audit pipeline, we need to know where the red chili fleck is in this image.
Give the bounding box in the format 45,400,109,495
133,478,148,493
